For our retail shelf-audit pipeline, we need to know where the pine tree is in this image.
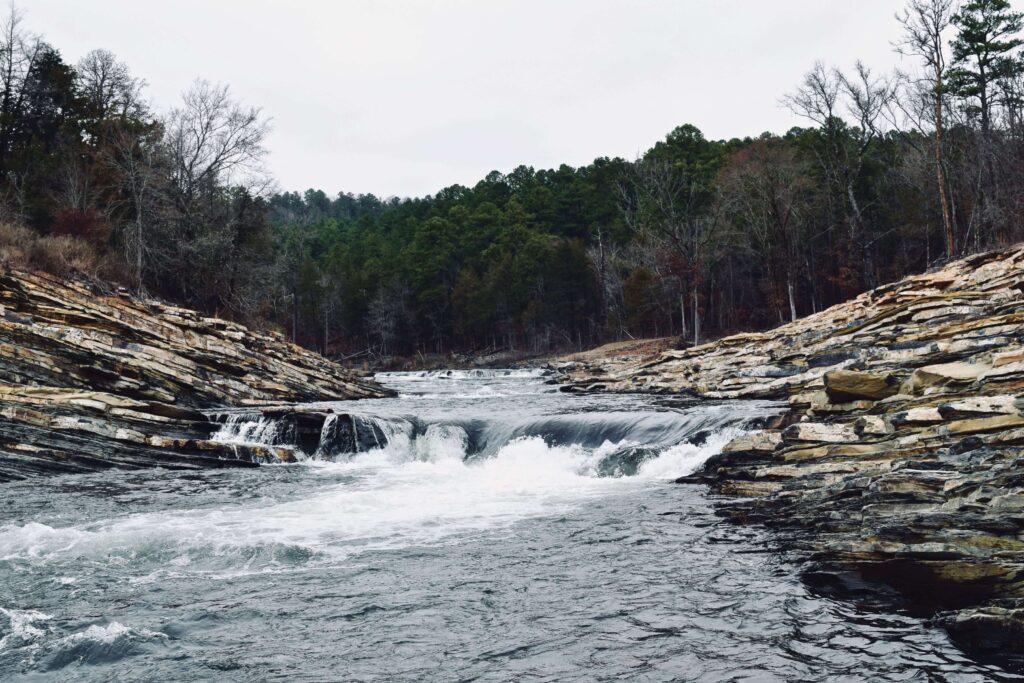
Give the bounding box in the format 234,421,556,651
949,0,1024,134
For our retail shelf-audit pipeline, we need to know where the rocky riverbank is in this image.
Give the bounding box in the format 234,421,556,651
556,245,1024,660
0,269,392,481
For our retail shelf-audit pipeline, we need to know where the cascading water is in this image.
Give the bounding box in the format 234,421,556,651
1,370,1017,681
207,368,772,475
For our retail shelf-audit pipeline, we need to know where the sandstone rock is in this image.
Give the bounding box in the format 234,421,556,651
938,395,1019,420
824,369,900,402
722,431,782,454
0,270,392,408
782,422,858,444
855,415,892,437
906,362,990,394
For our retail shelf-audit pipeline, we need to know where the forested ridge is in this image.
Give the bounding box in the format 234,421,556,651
0,1,1023,361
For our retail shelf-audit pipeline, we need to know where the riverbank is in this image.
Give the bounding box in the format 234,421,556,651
0,268,391,480
555,244,1024,660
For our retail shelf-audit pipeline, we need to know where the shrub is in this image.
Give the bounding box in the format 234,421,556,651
0,223,34,270
51,208,110,242
0,221,123,282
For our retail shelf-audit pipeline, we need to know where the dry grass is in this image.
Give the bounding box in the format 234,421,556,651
556,336,675,364
0,222,122,281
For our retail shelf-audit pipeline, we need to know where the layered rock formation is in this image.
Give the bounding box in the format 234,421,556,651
557,245,1024,658
0,269,391,480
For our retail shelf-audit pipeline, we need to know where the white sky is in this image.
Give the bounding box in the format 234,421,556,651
25,0,968,198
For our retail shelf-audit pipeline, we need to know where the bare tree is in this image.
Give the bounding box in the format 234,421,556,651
104,123,169,291
163,79,270,229
896,0,957,257
76,49,147,122
0,4,41,199
719,140,814,323
784,62,892,258
619,158,719,346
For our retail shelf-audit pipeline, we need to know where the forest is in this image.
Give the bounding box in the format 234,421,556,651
0,0,1021,360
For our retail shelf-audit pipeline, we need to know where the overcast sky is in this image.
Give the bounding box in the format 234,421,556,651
29,1,941,198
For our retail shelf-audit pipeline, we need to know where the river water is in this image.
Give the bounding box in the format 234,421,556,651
0,370,1019,681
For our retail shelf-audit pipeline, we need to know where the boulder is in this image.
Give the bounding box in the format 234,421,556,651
824,369,900,402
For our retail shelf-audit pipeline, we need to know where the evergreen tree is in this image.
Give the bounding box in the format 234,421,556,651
949,0,1024,134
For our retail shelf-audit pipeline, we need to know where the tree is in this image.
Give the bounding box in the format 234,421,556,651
949,0,1024,135
785,62,893,288
162,80,271,306
718,139,814,323
896,0,958,257
0,5,42,180
104,120,167,290
164,79,269,232
76,49,147,125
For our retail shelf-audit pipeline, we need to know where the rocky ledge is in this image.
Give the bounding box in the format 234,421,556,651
0,269,392,481
557,245,1024,660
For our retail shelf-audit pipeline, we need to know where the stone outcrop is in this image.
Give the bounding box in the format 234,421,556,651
0,268,392,480
556,244,1024,659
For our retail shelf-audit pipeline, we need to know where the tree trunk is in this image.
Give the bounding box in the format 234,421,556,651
935,79,955,257
692,288,700,347
787,278,797,322
134,215,144,292
679,293,687,339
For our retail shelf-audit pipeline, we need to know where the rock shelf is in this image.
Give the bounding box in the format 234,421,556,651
0,268,392,480
556,245,1024,657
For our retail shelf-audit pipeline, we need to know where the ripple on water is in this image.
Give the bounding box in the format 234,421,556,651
0,372,1021,681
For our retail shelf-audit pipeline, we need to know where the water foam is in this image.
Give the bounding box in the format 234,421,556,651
636,428,745,480
0,423,736,574
378,368,550,382
0,608,52,651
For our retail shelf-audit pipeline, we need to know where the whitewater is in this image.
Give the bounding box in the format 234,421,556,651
0,371,1015,681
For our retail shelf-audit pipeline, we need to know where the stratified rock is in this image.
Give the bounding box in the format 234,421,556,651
0,269,390,407
825,369,900,402
555,243,1024,659
0,267,393,479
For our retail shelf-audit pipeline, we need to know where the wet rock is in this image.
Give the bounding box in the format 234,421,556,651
556,244,1024,659
937,602,1024,654
0,268,393,479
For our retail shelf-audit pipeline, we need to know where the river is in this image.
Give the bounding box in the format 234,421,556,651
0,370,1018,681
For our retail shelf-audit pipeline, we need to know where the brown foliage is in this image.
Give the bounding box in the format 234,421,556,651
51,208,110,242
0,222,123,281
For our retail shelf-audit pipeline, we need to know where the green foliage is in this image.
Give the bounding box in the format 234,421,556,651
949,0,1024,130
1,4,1022,359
